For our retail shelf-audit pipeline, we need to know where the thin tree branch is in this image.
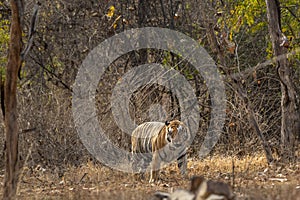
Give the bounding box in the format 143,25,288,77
21,2,41,61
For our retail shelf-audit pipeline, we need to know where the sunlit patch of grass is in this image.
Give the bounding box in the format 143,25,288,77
1,154,299,199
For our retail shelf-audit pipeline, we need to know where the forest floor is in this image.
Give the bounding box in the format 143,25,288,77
0,154,299,200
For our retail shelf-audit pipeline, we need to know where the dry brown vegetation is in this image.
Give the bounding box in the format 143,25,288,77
1,0,299,199
0,154,299,199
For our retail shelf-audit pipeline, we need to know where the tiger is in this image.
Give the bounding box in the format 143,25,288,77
131,120,188,183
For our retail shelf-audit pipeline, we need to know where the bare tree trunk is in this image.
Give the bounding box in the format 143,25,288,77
200,1,274,163
265,0,300,161
3,0,23,199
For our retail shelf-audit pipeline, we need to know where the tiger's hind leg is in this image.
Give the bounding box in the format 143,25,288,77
149,152,161,183
139,158,152,181
131,153,151,181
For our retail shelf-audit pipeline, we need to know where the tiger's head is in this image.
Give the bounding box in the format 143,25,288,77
164,120,186,145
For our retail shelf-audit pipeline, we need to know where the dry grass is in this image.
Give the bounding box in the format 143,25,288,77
0,154,299,199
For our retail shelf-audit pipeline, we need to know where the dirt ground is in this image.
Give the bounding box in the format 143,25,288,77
1,154,299,200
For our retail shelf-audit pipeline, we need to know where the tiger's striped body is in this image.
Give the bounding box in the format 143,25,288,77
131,120,188,183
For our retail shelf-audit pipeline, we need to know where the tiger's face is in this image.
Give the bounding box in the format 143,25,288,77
165,120,186,145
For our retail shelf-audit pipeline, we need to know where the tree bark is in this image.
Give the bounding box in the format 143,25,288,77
265,0,300,161
3,0,23,199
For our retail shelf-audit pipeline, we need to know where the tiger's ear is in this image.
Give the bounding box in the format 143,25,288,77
165,121,170,126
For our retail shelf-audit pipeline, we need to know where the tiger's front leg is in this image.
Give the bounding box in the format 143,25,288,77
149,152,161,183
177,150,188,178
